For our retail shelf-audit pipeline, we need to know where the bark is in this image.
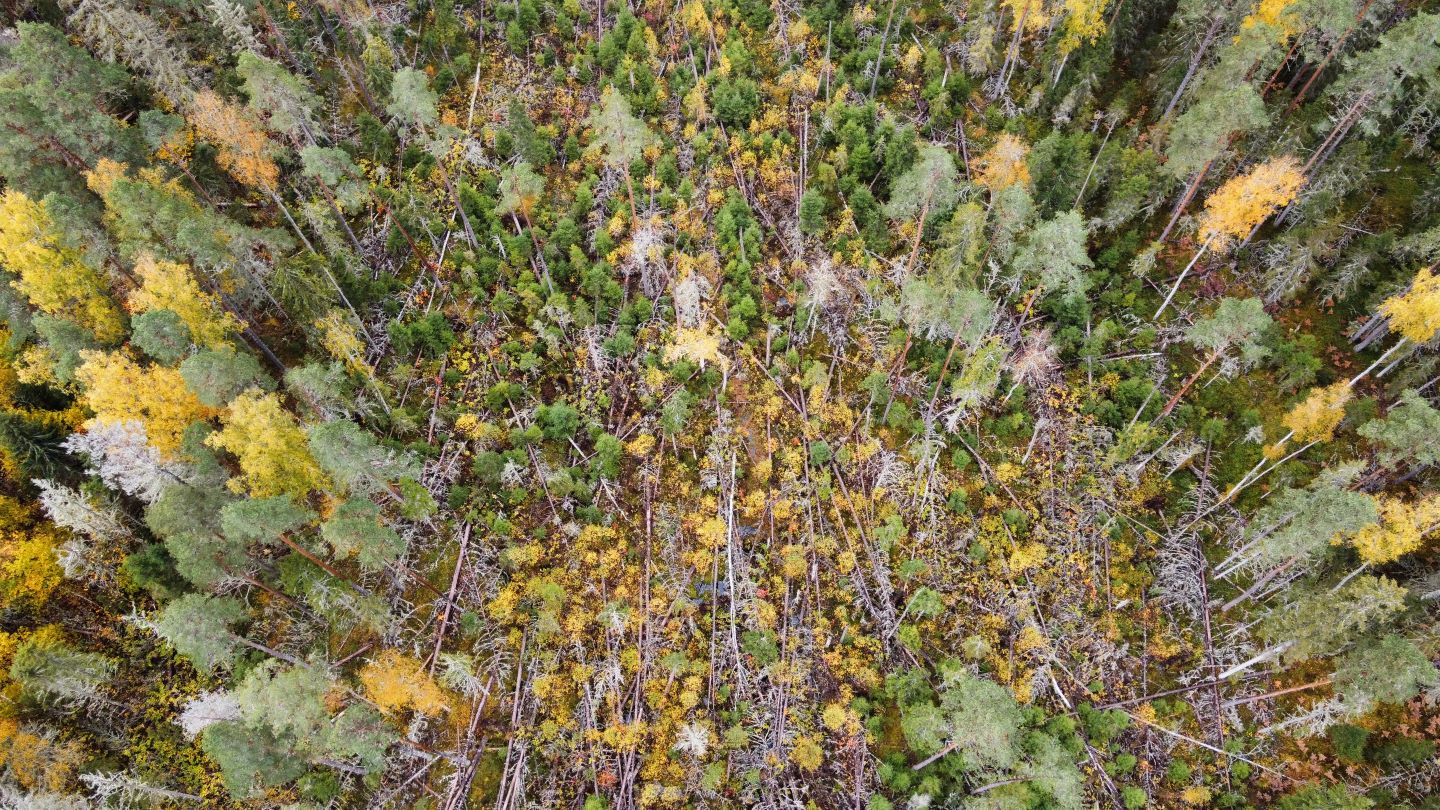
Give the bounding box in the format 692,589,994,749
1154,237,1212,319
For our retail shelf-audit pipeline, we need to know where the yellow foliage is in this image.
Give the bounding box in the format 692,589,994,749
1002,0,1050,32
682,0,711,39
206,390,329,499
128,253,238,349
315,309,370,373
0,717,86,792
358,649,449,716
683,78,711,124
973,133,1032,193
1380,265,1440,344
1182,786,1214,806
665,326,729,373
789,734,823,771
1197,157,1305,251
626,433,657,458
187,89,280,190
1009,542,1047,573
75,351,216,456
1059,0,1109,55
0,191,124,342
1242,0,1299,39
780,544,808,579
0,532,62,608
1351,496,1440,565
1280,382,1351,445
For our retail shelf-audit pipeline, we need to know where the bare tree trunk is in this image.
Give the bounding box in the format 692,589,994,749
1159,348,1220,417
904,199,931,273
1158,158,1215,244
869,0,900,99
1154,237,1212,319
1287,0,1375,112
1162,16,1224,119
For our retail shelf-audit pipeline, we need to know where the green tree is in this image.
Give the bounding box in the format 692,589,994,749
152,593,251,670
1333,635,1440,716
1357,389,1440,467
884,144,961,273
587,86,657,221
1010,211,1093,305
0,23,140,200
386,67,439,130
321,500,404,571
179,349,274,407
1159,297,1272,416
10,633,115,707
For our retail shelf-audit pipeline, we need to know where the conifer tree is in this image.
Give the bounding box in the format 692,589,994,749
587,86,658,222
884,144,961,273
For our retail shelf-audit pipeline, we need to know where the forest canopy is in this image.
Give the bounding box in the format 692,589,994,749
0,0,1438,807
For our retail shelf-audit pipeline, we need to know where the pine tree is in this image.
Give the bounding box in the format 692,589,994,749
151,593,249,670
386,67,439,131
1333,635,1440,715
1160,297,1273,416
884,144,961,272
0,23,140,200
1357,389,1440,467
235,53,319,144
587,86,658,221
321,500,404,571
178,349,274,407
1011,211,1093,304
1258,575,1407,664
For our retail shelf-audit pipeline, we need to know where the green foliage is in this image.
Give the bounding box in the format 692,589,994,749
321,499,405,571
153,593,248,670
1327,724,1369,763
389,312,456,359
179,349,274,407
130,309,192,366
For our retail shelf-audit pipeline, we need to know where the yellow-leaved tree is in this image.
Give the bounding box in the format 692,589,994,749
1351,495,1440,565
0,191,124,343
128,253,239,349
187,89,279,191
0,497,62,609
1059,0,1109,57
1241,0,1300,40
1327,265,1440,394
315,309,370,374
1155,157,1305,318
1280,381,1352,446
74,351,215,456
358,650,449,716
1380,265,1440,345
206,390,328,500
972,133,1031,194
